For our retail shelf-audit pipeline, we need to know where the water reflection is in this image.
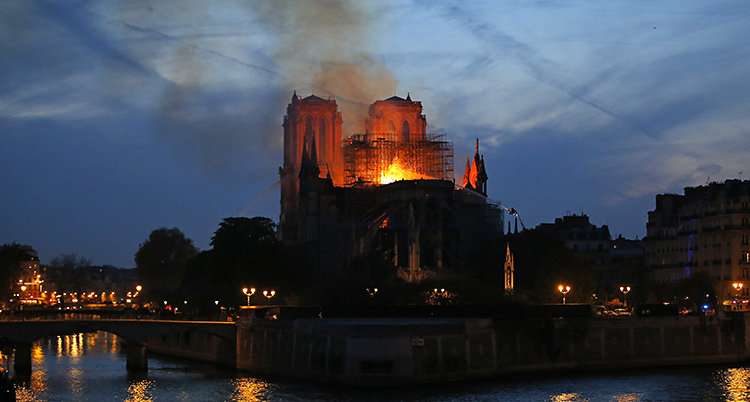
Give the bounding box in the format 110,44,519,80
613,394,642,402
8,331,750,402
28,344,46,396
229,378,275,401
550,393,585,402
16,331,115,401
550,390,644,401
717,367,750,402
67,367,84,399
126,380,154,402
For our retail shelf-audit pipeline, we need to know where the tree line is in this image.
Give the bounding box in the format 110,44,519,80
2,216,718,312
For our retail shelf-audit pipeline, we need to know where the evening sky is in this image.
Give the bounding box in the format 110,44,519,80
2,0,749,267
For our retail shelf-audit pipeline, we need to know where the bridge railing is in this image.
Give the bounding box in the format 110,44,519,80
0,311,236,322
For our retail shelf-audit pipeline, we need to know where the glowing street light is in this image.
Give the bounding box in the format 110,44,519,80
263,290,275,305
242,287,256,306
558,285,571,304
620,286,631,307
733,283,744,299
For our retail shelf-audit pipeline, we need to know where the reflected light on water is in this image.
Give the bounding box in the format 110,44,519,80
717,367,750,402
550,393,586,402
29,344,47,396
31,345,44,365
67,367,84,399
613,393,643,402
230,378,275,401
29,370,47,396
54,333,86,359
15,386,43,402
126,380,154,402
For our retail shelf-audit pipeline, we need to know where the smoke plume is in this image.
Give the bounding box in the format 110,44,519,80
253,0,398,135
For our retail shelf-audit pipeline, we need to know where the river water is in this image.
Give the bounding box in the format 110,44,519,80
4,331,750,401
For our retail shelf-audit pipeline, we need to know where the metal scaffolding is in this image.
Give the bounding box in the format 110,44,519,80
342,133,454,186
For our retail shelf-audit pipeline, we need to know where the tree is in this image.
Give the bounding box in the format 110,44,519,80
46,254,92,297
0,243,28,303
208,217,285,287
134,227,198,301
210,217,277,250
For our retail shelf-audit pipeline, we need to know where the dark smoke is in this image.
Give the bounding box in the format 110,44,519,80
251,0,398,136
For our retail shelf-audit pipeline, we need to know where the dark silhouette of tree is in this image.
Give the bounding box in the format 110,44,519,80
183,217,314,308
135,227,198,301
211,217,277,249
208,217,286,287
0,243,28,303
47,254,92,298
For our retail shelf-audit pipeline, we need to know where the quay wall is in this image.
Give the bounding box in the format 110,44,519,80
149,314,750,385
147,328,236,368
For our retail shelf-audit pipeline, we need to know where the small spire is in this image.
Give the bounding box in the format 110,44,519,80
311,133,318,166
406,92,412,101
475,138,479,155
462,158,471,188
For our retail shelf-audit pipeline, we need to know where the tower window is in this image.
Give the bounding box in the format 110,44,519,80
402,121,410,142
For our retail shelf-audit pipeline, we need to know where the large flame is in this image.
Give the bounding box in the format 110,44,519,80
379,158,430,184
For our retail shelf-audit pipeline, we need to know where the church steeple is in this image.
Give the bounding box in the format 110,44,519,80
462,138,488,195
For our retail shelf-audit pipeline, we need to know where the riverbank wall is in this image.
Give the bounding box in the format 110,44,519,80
149,313,750,385
147,327,237,368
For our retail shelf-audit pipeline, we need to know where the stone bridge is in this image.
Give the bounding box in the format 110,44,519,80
0,319,237,372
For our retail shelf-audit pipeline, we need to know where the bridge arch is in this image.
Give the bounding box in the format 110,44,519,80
0,319,237,372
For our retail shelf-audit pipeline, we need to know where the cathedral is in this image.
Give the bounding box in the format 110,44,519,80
279,93,501,281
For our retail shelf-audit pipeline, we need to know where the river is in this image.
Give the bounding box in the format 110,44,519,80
4,331,750,401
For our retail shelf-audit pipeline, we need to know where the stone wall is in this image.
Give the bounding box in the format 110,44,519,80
151,314,750,385
147,328,236,368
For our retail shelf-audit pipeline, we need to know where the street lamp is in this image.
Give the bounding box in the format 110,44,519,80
263,290,275,305
733,283,744,299
242,287,256,306
558,285,571,304
620,286,631,307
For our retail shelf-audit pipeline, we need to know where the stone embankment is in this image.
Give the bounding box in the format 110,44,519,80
148,312,749,385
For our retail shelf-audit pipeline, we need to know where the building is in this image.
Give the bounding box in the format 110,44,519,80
536,214,643,292
279,93,502,281
536,214,612,264
645,179,750,302
15,245,47,305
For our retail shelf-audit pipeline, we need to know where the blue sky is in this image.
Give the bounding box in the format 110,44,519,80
2,0,749,268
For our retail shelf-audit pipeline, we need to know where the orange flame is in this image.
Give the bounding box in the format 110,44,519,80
379,158,431,184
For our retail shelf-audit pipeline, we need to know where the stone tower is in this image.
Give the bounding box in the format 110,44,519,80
365,94,427,141
279,93,343,242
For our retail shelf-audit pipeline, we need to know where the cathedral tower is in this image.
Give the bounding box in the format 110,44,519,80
279,93,343,242
365,94,427,141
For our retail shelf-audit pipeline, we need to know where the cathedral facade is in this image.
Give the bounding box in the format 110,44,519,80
279,93,502,280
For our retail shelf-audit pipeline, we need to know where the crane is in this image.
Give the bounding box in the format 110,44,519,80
501,206,526,231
